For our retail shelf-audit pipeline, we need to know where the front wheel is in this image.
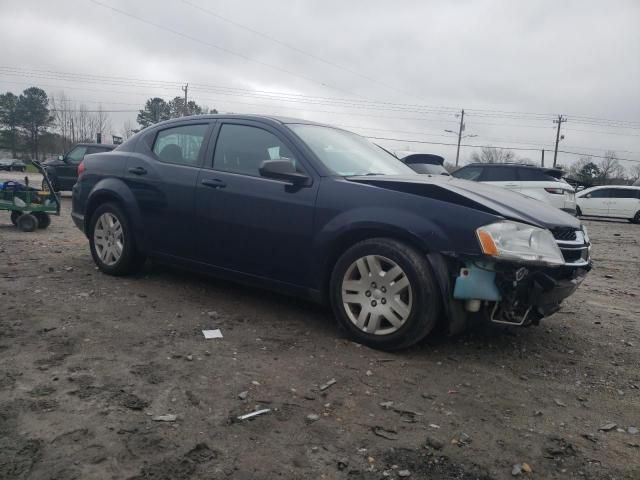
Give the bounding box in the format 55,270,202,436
330,238,441,351
576,206,582,217
89,202,145,276
10,210,22,226
631,211,640,224
17,213,38,232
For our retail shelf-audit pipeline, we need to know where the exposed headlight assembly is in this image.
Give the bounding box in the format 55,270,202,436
476,221,565,266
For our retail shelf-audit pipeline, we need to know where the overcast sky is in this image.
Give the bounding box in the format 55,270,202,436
1,0,639,168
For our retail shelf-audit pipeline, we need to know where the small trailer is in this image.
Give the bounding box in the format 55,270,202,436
0,161,61,232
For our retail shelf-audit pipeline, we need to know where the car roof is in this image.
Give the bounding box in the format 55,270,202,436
153,113,339,129
581,185,640,191
76,143,116,148
465,162,538,168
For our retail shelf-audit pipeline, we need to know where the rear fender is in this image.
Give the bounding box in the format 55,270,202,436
86,178,149,252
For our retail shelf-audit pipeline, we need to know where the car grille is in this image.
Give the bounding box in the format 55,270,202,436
553,228,589,266
552,227,577,241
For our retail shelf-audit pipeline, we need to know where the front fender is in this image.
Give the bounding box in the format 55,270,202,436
309,207,454,292
315,207,448,255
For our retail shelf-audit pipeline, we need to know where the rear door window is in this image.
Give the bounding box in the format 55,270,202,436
611,189,638,198
66,146,87,164
452,166,483,181
153,124,208,166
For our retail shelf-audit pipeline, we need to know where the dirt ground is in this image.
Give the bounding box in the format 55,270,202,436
1,191,639,479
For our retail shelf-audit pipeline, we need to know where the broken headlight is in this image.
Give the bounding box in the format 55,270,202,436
476,221,564,266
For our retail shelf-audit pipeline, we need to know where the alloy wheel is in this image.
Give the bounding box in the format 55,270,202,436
341,254,413,335
94,212,124,266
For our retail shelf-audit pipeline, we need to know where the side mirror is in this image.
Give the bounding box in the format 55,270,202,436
58,155,65,161
259,159,309,185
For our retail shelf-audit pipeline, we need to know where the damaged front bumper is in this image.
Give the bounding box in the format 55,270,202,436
451,260,591,328
428,253,591,333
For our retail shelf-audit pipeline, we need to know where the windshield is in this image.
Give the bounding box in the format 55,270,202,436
289,124,415,176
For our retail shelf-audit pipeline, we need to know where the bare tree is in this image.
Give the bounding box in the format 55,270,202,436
50,92,72,152
629,163,640,183
598,151,625,184
122,119,136,139
469,147,521,164
94,104,111,141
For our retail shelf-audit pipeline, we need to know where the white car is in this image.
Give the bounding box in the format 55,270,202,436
576,186,640,223
452,163,577,214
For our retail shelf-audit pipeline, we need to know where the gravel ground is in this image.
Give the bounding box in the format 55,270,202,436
1,196,639,480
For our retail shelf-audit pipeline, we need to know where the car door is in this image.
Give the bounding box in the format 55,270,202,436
194,121,319,287
608,188,639,218
580,188,611,216
125,121,213,259
480,166,521,192
59,145,87,188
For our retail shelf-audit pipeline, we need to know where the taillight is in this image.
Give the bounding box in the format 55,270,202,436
77,160,86,178
544,187,564,195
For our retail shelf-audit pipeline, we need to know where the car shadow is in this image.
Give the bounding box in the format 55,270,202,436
134,260,543,357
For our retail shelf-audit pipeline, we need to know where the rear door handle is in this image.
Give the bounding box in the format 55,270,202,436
201,178,226,189
128,166,147,175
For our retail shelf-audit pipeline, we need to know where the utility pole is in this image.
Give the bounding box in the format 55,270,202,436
455,109,465,167
552,114,566,167
541,149,545,167
181,83,189,116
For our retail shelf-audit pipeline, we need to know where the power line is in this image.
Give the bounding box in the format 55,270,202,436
87,0,363,99
3,65,640,130
181,0,426,102
364,136,640,164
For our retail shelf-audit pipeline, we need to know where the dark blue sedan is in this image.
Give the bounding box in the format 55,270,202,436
71,115,590,350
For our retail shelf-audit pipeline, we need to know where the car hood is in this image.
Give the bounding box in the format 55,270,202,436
347,174,581,230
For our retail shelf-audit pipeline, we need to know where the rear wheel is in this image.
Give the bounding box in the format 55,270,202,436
17,213,38,232
576,206,582,217
34,212,51,229
89,202,145,276
330,238,441,350
631,211,640,224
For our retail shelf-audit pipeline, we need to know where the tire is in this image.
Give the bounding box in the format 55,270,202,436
631,211,640,224
89,202,145,276
576,206,582,217
10,210,22,226
329,238,441,351
34,212,51,229
17,213,38,232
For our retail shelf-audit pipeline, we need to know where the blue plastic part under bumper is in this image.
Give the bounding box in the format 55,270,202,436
453,263,501,301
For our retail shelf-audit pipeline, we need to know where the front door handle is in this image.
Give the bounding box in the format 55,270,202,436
201,178,226,189
128,166,147,175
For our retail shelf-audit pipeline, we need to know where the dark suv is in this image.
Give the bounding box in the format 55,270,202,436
71,115,591,350
43,143,115,191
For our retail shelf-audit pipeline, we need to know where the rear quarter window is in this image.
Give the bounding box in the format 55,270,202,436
481,167,518,182
518,168,558,182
